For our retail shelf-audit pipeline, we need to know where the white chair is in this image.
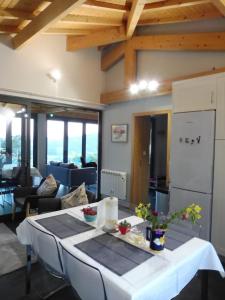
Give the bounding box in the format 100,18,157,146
61,244,107,300
27,221,66,298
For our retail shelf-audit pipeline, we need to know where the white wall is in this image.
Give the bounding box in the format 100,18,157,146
0,35,104,104
104,19,225,92
102,95,171,203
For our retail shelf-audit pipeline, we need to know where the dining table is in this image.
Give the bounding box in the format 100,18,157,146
16,202,225,300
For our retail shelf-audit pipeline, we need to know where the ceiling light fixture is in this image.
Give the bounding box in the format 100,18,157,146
129,79,160,95
148,80,160,92
47,69,61,82
129,83,139,95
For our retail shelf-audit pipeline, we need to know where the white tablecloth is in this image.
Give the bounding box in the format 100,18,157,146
17,203,225,300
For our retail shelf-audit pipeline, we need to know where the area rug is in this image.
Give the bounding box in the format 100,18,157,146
0,223,27,276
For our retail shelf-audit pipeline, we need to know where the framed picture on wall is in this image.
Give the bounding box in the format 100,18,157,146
111,124,128,143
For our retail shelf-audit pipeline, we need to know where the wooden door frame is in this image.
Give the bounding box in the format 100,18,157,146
130,110,172,208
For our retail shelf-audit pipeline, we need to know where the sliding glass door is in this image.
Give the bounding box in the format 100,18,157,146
68,122,83,166
47,118,99,167
47,120,64,163
86,123,98,163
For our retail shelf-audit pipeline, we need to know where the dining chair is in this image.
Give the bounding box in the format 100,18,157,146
12,178,60,220
26,221,67,299
61,243,107,300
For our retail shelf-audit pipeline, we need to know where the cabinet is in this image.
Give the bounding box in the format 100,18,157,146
216,77,225,139
212,140,225,256
172,76,217,113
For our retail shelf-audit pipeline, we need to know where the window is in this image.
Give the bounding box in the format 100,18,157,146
86,123,98,163
11,118,22,166
68,122,83,166
47,120,64,163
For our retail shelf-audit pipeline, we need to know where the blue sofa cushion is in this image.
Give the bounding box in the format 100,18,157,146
60,163,78,169
45,165,96,187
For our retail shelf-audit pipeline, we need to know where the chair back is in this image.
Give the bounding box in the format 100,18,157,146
28,221,63,276
61,244,107,300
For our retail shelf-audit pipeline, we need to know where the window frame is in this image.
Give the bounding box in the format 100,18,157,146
46,115,98,165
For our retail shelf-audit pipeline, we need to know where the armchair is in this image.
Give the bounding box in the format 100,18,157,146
12,178,60,220
38,185,96,214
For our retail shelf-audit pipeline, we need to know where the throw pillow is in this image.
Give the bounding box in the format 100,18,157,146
37,174,57,196
61,183,88,209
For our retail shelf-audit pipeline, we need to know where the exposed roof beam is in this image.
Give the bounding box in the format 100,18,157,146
130,31,225,50
101,42,125,71
127,0,146,38
62,14,122,26
0,8,35,20
85,0,129,11
45,28,94,35
101,66,225,104
144,0,210,11
211,0,225,16
12,0,86,49
67,25,126,51
0,24,19,33
139,7,222,25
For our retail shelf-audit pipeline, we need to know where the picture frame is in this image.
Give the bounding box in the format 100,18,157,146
111,124,128,143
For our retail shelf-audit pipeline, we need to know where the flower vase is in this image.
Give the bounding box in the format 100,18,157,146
146,226,166,251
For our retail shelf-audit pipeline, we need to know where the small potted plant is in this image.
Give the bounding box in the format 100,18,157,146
118,220,131,235
135,203,202,251
82,207,97,222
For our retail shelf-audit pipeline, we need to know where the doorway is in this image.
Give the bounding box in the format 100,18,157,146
130,110,171,208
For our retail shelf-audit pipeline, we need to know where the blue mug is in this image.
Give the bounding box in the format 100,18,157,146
146,226,166,251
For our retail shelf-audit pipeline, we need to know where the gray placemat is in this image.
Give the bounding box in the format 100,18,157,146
75,233,153,276
36,213,93,239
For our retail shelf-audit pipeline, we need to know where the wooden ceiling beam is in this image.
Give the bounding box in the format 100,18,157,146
211,0,225,16
45,27,94,35
0,24,19,33
130,32,225,51
0,8,35,20
124,41,137,86
144,0,210,11
12,0,86,49
101,42,125,71
101,66,225,104
67,25,126,51
85,0,130,11
127,0,146,38
139,8,222,25
62,14,122,26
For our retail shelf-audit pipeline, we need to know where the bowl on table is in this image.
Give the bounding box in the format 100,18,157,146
82,207,97,222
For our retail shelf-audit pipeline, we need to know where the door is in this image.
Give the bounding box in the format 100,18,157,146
170,111,215,193
131,116,150,207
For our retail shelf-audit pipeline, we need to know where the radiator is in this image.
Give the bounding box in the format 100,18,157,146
101,169,127,200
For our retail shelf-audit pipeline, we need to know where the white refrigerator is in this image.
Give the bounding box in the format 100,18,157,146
170,110,215,240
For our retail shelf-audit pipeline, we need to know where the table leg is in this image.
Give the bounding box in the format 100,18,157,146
201,270,208,300
26,245,32,295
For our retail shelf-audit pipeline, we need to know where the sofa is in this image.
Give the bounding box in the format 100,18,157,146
38,186,96,214
45,162,97,187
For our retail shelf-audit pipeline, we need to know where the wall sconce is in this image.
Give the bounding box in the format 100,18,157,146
47,69,61,82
